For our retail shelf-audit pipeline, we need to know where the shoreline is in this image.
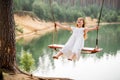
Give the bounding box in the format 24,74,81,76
14,13,120,43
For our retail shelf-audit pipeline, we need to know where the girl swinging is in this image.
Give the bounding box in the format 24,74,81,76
53,17,99,61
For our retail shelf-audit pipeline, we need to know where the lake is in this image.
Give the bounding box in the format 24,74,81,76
17,24,120,80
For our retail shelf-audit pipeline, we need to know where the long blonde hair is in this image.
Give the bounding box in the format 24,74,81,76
76,17,87,40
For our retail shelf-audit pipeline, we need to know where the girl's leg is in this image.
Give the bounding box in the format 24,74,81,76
53,51,63,59
68,54,76,61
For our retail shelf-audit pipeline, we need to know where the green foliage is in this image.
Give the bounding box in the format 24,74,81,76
103,10,118,22
32,0,51,20
13,0,22,10
118,16,120,22
52,2,64,21
14,0,34,11
82,4,100,18
20,49,35,72
22,0,34,11
118,11,120,22
13,0,119,22
67,7,85,22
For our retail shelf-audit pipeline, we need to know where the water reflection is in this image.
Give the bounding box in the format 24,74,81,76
33,51,120,80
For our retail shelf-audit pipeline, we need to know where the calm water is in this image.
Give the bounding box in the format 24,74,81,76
17,24,120,80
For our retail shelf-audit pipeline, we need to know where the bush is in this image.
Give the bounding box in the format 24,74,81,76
103,10,118,22
14,0,34,11
32,1,51,21
52,2,65,22
32,1,45,20
14,0,120,22
20,49,35,72
117,11,120,21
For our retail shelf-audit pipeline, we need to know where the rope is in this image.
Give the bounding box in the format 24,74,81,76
96,0,104,48
49,0,57,44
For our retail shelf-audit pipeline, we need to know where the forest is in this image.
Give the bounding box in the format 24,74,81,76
13,0,120,22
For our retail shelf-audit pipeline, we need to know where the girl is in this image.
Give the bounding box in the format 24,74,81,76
53,17,99,61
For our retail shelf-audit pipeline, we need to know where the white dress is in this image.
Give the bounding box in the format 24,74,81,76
60,27,85,60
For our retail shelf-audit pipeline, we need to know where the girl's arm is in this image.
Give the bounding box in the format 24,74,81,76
55,22,72,31
85,26,99,32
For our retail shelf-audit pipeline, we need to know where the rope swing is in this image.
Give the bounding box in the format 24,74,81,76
96,0,104,48
49,0,57,45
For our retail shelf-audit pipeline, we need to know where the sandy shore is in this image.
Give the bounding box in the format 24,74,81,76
14,14,57,42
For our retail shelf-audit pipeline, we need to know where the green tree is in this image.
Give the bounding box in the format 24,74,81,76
13,0,34,11
20,49,35,72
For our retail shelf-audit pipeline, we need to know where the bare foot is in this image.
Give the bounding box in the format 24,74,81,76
68,54,76,61
68,58,72,61
53,56,58,59
53,52,63,59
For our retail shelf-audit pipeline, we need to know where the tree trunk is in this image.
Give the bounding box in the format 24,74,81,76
0,71,3,80
0,0,16,73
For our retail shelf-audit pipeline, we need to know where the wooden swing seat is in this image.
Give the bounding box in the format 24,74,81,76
48,44,102,54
